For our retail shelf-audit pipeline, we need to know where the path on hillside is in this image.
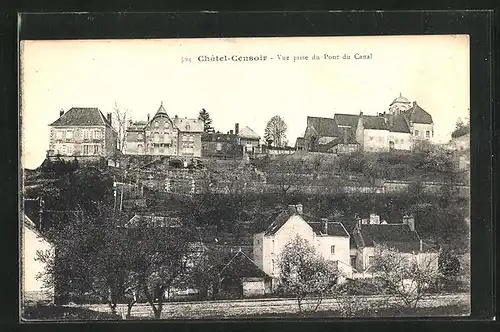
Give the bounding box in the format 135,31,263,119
76,293,468,319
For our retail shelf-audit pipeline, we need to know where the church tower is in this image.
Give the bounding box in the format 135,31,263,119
389,93,412,115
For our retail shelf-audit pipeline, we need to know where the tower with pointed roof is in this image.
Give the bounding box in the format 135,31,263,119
124,102,203,157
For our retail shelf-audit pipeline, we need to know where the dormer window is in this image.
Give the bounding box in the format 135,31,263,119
186,124,190,130
154,121,159,127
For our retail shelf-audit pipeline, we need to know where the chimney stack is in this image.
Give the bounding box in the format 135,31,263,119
235,123,239,135
287,204,297,215
321,218,328,234
59,109,64,117
107,112,112,125
230,130,234,135
296,204,303,215
147,113,150,122
413,101,417,107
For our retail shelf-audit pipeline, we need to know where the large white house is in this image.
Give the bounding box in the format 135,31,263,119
253,204,352,287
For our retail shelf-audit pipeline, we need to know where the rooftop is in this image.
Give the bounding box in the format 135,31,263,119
49,107,113,128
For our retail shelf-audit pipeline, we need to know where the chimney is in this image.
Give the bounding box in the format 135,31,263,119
147,113,150,122
287,204,297,215
59,109,64,117
235,123,239,135
321,218,328,234
230,130,234,135
107,112,112,125
296,204,303,215
413,101,417,107
359,111,363,117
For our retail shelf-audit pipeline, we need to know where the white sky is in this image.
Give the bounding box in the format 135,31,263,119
21,35,469,169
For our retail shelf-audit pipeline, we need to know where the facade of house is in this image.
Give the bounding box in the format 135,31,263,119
301,94,434,153
253,204,351,286
238,125,261,153
201,131,243,159
350,213,439,277
22,214,54,303
125,103,203,158
48,107,118,158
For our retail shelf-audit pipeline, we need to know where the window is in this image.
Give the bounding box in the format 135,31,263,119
186,124,190,130
137,144,143,154
83,130,90,140
154,133,159,142
66,130,73,139
216,142,222,151
93,130,101,140
67,145,73,155
414,130,419,136
154,121,159,127
369,136,374,140
93,145,99,154
83,145,91,155
56,130,63,139
426,131,430,138
61,145,67,154
138,133,143,140
330,245,336,254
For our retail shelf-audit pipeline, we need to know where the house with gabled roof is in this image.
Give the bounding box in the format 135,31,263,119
350,213,440,277
253,204,352,286
125,102,203,157
48,107,118,158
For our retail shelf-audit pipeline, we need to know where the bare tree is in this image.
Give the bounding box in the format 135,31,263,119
112,102,130,152
264,115,288,148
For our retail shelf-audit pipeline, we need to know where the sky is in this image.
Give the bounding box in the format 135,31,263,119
21,35,469,169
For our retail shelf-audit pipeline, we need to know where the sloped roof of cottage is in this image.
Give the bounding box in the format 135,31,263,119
403,102,433,124
264,210,293,236
216,250,271,279
49,107,112,127
388,114,411,133
238,126,261,140
354,224,421,253
390,93,411,106
306,116,339,137
334,114,359,129
362,115,389,130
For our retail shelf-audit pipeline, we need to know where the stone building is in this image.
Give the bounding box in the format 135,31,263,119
125,103,203,158
48,107,118,158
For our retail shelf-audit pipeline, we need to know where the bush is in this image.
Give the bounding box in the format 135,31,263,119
22,303,121,320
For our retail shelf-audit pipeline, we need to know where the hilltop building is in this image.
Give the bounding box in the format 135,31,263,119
302,94,434,153
48,107,118,158
201,123,262,158
125,103,203,158
253,204,352,287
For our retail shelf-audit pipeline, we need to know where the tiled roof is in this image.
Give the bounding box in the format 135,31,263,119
334,114,360,129
49,107,111,127
216,250,271,279
264,210,293,236
317,128,359,152
362,115,389,130
308,221,350,237
403,102,433,124
174,117,204,133
356,224,421,253
238,126,261,140
306,116,340,137
388,114,411,133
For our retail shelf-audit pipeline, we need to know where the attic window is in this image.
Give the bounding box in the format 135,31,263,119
186,125,190,130
330,245,336,254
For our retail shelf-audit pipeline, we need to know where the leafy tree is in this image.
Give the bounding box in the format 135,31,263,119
198,108,214,133
278,235,339,313
371,245,440,309
451,116,470,138
264,115,288,148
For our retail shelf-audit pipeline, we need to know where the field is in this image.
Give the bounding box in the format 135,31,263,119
44,293,470,320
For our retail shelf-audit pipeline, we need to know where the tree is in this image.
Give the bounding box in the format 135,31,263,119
126,223,192,319
112,102,130,152
35,202,133,316
371,245,440,309
264,115,288,148
278,235,339,313
451,116,470,138
198,108,214,133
